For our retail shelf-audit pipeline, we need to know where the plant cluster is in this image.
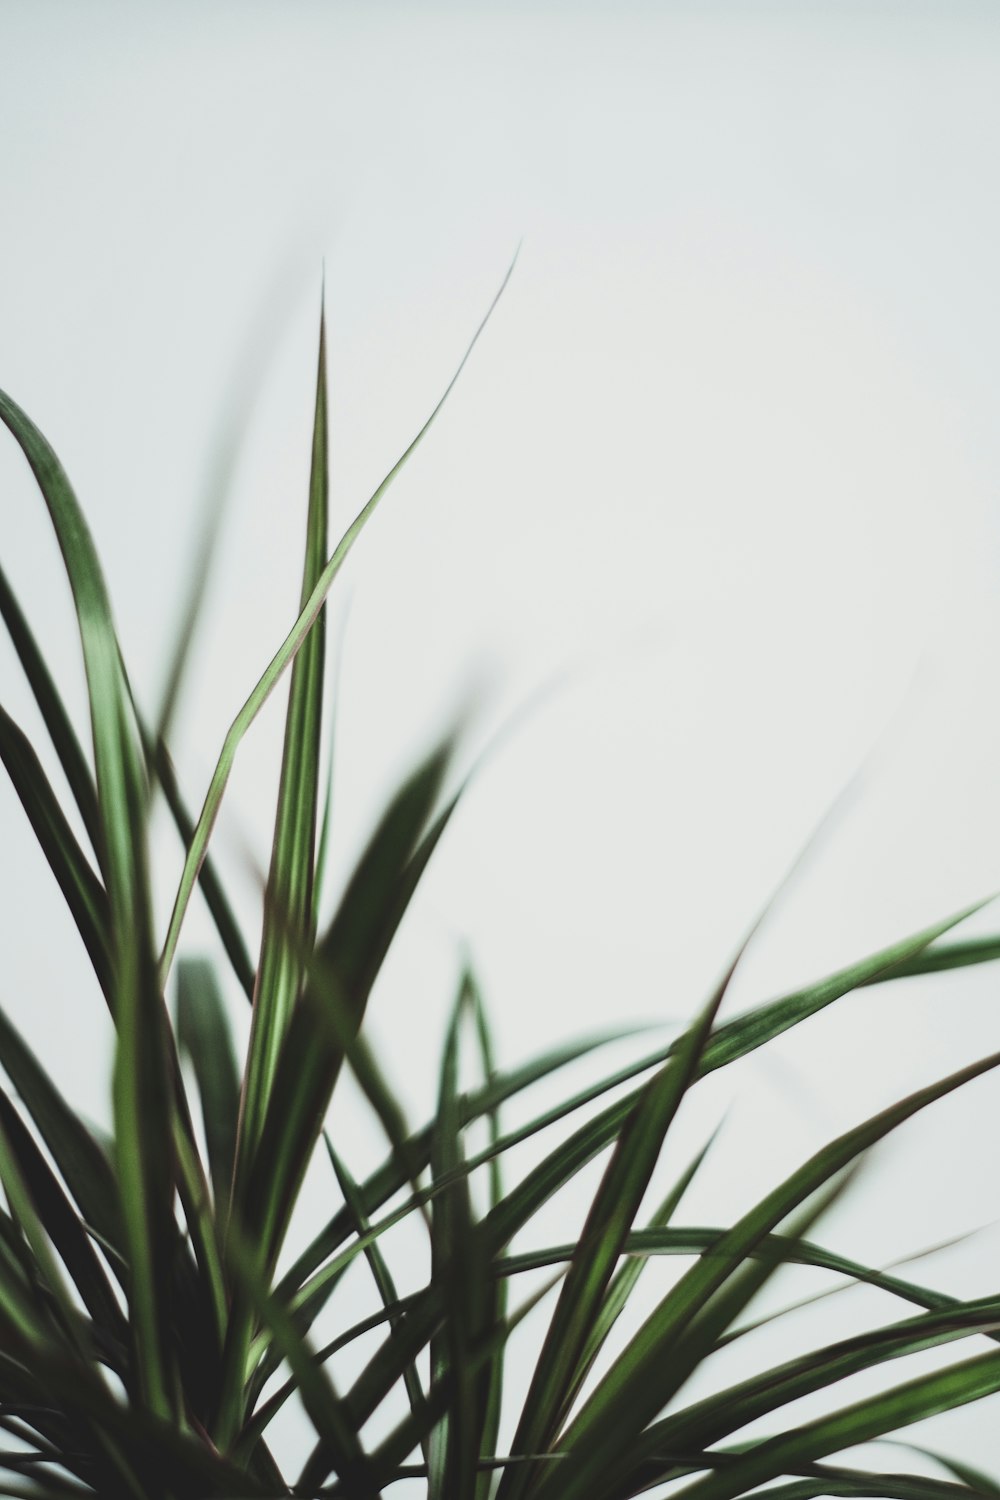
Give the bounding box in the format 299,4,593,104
1,277,999,1499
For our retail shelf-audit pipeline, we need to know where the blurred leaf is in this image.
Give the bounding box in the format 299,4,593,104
227,1227,381,1500
0,704,112,996
624,1296,1000,1499
0,1093,124,1356
879,1442,1000,1497
176,958,240,1215
0,561,101,857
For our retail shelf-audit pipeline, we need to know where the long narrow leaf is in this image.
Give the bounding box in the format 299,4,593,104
0,561,101,856
0,705,112,996
175,958,240,1215
239,298,329,1168
158,254,517,986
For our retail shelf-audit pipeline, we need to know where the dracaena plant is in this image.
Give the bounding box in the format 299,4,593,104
0,266,999,1500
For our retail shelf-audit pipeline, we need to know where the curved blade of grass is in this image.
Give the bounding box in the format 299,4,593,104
669,1348,1000,1500
624,1297,1000,1499
683,1460,1000,1500
176,958,240,1215
239,298,329,1170
0,705,111,996
878,1442,1000,1497
860,935,1000,986
0,388,176,1418
537,1046,1000,1500
0,562,100,857
158,253,517,988
712,1221,996,1353
497,1224,980,1329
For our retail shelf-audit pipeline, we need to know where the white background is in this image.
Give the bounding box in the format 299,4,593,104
2,0,1000,1481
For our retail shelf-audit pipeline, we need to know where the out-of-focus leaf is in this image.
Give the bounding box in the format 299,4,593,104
227,1228,381,1500
0,560,101,857
175,958,240,1215
623,1296,1000,1499
0,704,111,996
0,1006,121,1269
0,1093,124,1356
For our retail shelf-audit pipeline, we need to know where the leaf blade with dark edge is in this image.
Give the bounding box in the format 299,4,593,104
239,296,329,1172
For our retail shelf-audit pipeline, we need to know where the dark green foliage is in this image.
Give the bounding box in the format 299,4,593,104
0,273,998,1499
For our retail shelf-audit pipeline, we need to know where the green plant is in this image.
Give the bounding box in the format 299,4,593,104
1,270,1000,1500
